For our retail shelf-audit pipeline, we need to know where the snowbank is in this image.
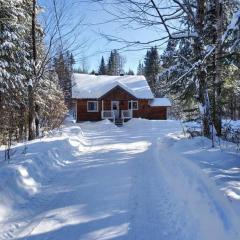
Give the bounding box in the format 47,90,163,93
157,136,240,239
0,125,85,223
160,134,240,209
222,119,240,130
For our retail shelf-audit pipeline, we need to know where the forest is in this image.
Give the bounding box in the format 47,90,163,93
1,0,240,150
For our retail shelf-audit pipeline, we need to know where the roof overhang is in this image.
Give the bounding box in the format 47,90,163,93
149,98,172,107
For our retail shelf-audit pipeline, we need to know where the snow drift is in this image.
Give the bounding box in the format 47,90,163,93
0,119,239,240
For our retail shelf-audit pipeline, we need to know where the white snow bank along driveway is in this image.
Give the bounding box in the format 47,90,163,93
0,119,240,240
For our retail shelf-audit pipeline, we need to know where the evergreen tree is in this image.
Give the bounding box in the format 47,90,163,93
107,51,115,75
0,0,67,149
144,47,161,96
159,0,240,136
98,56,106,75
0,0,31,143
107,50,125,75
137,61,144,75
126,69,134,75
69,53,76,71
54,50,75,107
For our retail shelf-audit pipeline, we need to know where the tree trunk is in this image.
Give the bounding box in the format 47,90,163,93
28,85,35,140
19,103,25,141
195,0,210,137
214,0,223,136
35,103,40,137
28,0,37,141
233,96,237,120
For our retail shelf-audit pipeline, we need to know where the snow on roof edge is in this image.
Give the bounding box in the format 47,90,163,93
72,73,154,99
99,81,136,98
150,98,172,107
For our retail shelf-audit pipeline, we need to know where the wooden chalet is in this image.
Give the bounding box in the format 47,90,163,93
72,74,171,125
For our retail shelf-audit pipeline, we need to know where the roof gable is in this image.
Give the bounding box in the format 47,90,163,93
72,74,154,99
99,85,137,100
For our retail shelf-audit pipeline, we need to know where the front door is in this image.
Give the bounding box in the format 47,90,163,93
111,101,120,119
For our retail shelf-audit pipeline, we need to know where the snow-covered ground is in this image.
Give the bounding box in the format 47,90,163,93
0,119,240,240
183,119,240,133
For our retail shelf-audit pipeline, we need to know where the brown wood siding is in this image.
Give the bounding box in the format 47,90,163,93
77,99,101,121
147,107,167,120
76,88,168,121
100,86,137,100
132,100,150,118
132,100,167,120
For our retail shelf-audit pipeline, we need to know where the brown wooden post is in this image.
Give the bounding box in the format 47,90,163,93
101,100,104,119
131,100,133,118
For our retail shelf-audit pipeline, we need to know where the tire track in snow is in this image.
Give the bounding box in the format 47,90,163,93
128,138,197,240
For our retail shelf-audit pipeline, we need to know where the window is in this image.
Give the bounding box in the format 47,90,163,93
128,101,138,110
87,101,98,112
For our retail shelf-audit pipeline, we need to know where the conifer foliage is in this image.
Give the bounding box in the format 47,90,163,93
54,51,75,107
144,47,161,96
98,56,107,75
108,50,125,75
97,50,125,76
137,61,144,75
0,0,67,156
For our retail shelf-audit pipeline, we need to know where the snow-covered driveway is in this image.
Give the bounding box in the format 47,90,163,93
0,119,240,240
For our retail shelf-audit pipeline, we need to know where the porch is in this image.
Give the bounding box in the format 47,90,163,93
100,100,135,125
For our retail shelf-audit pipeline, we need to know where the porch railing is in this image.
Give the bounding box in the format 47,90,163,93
101,110,115,122
121,110,132,120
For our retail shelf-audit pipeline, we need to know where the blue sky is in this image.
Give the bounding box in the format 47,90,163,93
39,0,165,73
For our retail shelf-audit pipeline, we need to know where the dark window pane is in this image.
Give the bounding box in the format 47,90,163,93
133,102,138,109
88,102,97,111
129,101,138,110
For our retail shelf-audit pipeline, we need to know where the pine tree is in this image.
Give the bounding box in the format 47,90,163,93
0,0,31,144
98,56,106,75
0,0,67,148
157,0,240,136
144,47,160,96
69,53,76,71
137,61,144,75
107,51,115,75
107,50,125,75
54,50,75,107
126,69,134,75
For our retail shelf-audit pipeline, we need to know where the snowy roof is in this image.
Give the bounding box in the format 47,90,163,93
72,73,154,99
149,98,171,107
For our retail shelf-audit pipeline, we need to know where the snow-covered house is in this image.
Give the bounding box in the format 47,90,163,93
72,73,171,123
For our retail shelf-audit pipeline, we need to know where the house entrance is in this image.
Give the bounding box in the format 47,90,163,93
111,101,120,119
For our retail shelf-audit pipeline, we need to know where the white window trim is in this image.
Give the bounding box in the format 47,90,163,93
128,100,138,110
111,101,120,110
87,101,99,112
